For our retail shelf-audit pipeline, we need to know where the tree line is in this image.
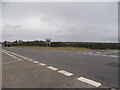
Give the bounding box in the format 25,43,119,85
9,40,120,49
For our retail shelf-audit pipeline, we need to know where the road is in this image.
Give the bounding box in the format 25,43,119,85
2,47,118,89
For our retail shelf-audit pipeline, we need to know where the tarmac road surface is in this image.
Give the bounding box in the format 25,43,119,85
2,47,118,89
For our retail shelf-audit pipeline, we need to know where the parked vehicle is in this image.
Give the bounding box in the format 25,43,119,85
3,41,11,47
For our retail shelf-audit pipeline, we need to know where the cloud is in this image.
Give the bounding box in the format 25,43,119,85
40,17,51,22
2,2,118,42
3,24,21,29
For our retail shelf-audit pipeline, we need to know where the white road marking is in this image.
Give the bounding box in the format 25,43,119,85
109,55,118,58
23,57,29,59
3,49,29,59
28,59,33,61
2,50,30,62
39,63,46,66
77,77,102,87
47,66,58,71
32,61,39,64
101,54,108,57
2,51,19,60
94,54,99,55
11,53,28,59
58,70,73,76
110,88,117,90
2,49,103,88
17,59,22,61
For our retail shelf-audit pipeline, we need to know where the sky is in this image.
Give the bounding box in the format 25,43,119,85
0,2,2,42
1,2,118,42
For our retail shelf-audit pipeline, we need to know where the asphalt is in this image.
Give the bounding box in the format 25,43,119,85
2,47,118,88
2,52,96,88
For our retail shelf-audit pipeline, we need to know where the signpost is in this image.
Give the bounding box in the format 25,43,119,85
46,38,51,47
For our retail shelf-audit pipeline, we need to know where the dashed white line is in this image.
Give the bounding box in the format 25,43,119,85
11,53,27,59
17,59,22,61
39,63,46,66
3,50,28,59
3,49,104,87
2,51,19,60
58,70,73,76
47,66,58,71
109,55,118,58
77,77,102,87
23,57,29,59
28,59,33,61
32,61,39,64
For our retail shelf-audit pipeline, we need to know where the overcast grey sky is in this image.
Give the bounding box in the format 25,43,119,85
2,2,118,42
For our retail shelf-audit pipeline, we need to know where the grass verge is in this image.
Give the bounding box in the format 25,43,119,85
13,46,90,50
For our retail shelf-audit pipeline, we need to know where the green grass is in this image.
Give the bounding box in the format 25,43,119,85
13,46,90,50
